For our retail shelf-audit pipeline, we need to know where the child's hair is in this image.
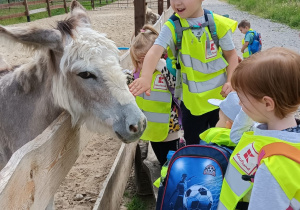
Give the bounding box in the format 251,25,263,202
231,47,300,119
238,20,251,28
130,24,159,69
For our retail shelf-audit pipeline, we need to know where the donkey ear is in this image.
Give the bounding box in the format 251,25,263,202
70,0,91,28
0,25,63,52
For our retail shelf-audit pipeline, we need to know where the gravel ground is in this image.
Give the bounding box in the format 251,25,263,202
204,0,300,58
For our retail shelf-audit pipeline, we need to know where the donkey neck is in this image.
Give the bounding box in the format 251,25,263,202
0,57,63,155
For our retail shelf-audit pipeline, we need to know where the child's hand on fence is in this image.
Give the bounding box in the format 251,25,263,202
129,77,151,96
221,82,233,98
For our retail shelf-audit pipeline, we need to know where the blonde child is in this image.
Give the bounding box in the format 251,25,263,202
129,0,239,145
218,47,300,210
130,25,182,166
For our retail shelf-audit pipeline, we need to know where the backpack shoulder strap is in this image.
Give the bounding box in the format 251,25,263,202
169,10,221,50
204,9,219,49
245,30,256,38
258,142,300,167
168,14,183,51
242,142,300,183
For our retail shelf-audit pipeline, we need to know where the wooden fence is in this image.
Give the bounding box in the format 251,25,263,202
0,0,68,21
0,0,120,22
0,0,169,23
0,6,174,209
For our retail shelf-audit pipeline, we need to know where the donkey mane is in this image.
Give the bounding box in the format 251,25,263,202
57,17,78,38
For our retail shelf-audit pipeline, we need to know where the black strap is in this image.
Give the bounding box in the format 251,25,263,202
241,174,255,182
236,201,249,210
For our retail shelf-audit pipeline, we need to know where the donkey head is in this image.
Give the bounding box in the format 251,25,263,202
0,1,146,143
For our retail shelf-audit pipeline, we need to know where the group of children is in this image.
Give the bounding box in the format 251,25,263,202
127,0,300,208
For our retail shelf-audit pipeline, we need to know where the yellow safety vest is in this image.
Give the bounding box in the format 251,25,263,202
242,28,254,59
165,14,237,116
218,131,300,210
200,127,237,147
136,70,172,142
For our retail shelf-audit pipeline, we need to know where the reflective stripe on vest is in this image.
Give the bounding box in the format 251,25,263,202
291,198,300,209
182,72,226,93
136,71,172,142
142,111,169,124
218,132,300,210
165,14,237,116
139,92,171,103
225,164,252,197
180,54,228,74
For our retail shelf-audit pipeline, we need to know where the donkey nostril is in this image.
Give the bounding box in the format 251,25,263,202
129,124,138,133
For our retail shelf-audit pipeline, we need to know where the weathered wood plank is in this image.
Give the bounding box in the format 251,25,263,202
0,112,94,210
93,141,138,210
0,12,26,20
27,0,47,5
0,2,24,9
50,4,64,9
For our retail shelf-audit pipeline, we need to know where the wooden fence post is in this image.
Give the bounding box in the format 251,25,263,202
134,0,145,36
46,0,51,17
23,0,30,22
63,0,68,13
158,0,163,15
91,0,95,9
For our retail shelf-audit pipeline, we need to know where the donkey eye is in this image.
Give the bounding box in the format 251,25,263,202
77,71,97,79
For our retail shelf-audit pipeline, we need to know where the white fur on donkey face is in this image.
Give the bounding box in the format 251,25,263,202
52,27,143,140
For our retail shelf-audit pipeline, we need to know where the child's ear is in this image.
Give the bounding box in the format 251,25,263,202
225,121,233,129
262,96,275,112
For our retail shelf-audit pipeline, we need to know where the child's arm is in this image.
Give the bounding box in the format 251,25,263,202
129,44,165,96
241,41,249,53
221,49,239,97
230,109,254,144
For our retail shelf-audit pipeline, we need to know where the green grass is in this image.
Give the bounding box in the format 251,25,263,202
125,195,147,210
226,0,300,29
0,0,115,25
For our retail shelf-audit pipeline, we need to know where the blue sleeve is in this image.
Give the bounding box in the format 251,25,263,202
245,33,254,44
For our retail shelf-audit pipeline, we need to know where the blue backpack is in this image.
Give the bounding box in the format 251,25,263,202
246,30,262,54
156,144,232,210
